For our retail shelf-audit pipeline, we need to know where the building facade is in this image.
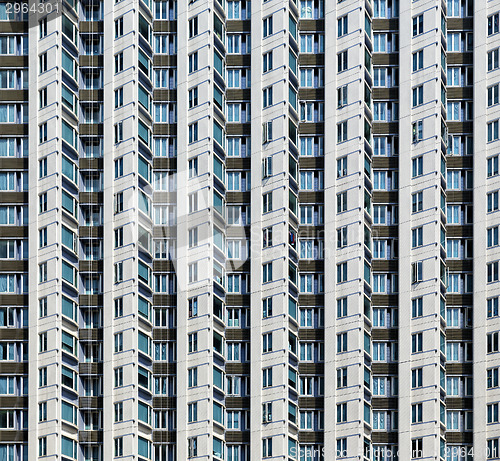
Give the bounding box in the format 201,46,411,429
0,0,493,459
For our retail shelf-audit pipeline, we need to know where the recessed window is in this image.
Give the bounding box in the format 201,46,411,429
263,16,273,38
412,50,423,71
189,16,198,38
115,17,123,38
263,51,273,72
412,14,423,36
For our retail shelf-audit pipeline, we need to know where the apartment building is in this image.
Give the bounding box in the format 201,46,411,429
0,0,493,459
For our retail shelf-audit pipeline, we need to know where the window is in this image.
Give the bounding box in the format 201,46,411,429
337,332,347,353
114,332,123,352
39,52,47,73
114,402,123,422
262,156,273,179
337,367,347,388
188,402,198,423
300,33,325,53
115,17,123,38
337,85,348,108
40,297,48,317
263,297,273,318
263,402,272,423
337,191,347,212
114,367,123,387
62,366,76,390
189,122,198,143
412,120,423,142
188,192,198,213
115,158,123,178
489,48,500,71
188,437,198,458
114,298,123,318
412,14,423,36
114,227,124,248
115,121,123,143
489,227,500,248
263,367,273,387
263,437,273,457
39,122,47,143
263,262,272,283
189,52,198,73
39,87,48,108
488,404,500,426
488,367,500,388
413,50,423,71
488,191,500,212
337,157,347,178
188,333,198,353
489,84,499,107
337,402,347,422
337,121,347,143
39,367,47,387
188,157,198,178
337,297,347,317
39,437,47,456
412,85,423,107
259,121,273,145
188,263,198,283
263,16,273,38
412,227,423,248
488,261,500,283
39,227,48,248
39,16,47,38
489,13,500,36
39,192,47,213
114,87,123,108
412,191,423,213
337,15,348,37
337,438,347,458
337,50,348,72
412,297,423,318
263,86,273,108
189,16,198,38
188,368,198,388
188,297,198,318
115,437,123,457
263,333,272,353
39,401,47,422
412,403,423,423
488,332,499,353
337,262,347,283
263,51,273,72
114,192,123,214
189,87,198,108
412,156,423,177
263,227,273,248
337,227,347,248
115,52,123,73
38,261,47,283
412,439,423,459
412,368,423,388
489,120,499,142
263,192,272,213
412,261,423,283
188,227,198,248
412,333,423,353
